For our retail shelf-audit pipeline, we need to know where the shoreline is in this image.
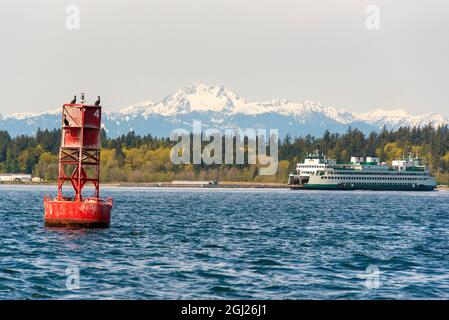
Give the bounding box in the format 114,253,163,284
0,181,287,188
1,181,449,190
99,181,287,189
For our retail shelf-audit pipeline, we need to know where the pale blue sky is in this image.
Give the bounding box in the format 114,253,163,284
0,0,448,115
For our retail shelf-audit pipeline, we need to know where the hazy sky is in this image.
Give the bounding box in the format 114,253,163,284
0,0,448,115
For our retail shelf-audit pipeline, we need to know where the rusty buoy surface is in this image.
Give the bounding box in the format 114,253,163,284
44,197,112,228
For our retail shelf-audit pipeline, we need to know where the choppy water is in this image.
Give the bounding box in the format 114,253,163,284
1,185,449,299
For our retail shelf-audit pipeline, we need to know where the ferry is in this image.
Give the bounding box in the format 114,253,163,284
288,153,436,191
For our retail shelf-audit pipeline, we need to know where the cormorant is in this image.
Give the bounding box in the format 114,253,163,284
63,114,69,126
94,96,101,106
70,95,76,104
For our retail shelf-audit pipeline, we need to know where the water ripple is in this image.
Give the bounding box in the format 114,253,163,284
1,185,449,299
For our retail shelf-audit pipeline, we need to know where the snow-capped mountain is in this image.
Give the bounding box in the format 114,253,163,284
355,108,447,129
1,83,447,138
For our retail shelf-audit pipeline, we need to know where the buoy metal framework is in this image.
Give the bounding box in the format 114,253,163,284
44,97,112,227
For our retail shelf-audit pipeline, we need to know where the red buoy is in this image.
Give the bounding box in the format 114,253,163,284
44,96,112,227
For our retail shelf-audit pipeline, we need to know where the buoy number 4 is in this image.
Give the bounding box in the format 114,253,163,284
93,110,100,118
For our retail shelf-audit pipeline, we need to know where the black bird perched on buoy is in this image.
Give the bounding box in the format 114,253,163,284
94,96,101,106
63,114,70,127
70,95,76,104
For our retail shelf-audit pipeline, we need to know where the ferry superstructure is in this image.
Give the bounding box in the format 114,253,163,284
288,153,436,191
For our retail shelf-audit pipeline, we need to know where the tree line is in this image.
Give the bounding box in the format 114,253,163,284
1,124,449,184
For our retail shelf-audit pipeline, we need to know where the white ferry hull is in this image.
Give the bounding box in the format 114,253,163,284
301,183,435,191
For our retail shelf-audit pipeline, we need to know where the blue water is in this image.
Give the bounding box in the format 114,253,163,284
1,185,449,299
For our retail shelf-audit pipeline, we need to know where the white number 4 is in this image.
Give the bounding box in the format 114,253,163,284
93,110,100,118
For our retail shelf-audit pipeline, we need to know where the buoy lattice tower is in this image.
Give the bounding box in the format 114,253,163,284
44,96,112,227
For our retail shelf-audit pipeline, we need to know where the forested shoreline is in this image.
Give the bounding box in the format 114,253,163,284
1,125,449,184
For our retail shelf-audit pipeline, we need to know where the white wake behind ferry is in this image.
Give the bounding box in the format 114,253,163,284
288,153,436,191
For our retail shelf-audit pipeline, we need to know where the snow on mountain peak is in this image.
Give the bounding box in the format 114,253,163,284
119,100,154,116
118,83,247,117
115,84,448,130
4,108,60,120
118,84,355,118
1,84,447,139
358,108,409,120
165,83,244,114
356,108,447,127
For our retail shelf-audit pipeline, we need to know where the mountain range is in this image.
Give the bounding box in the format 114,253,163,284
0,83,447,138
